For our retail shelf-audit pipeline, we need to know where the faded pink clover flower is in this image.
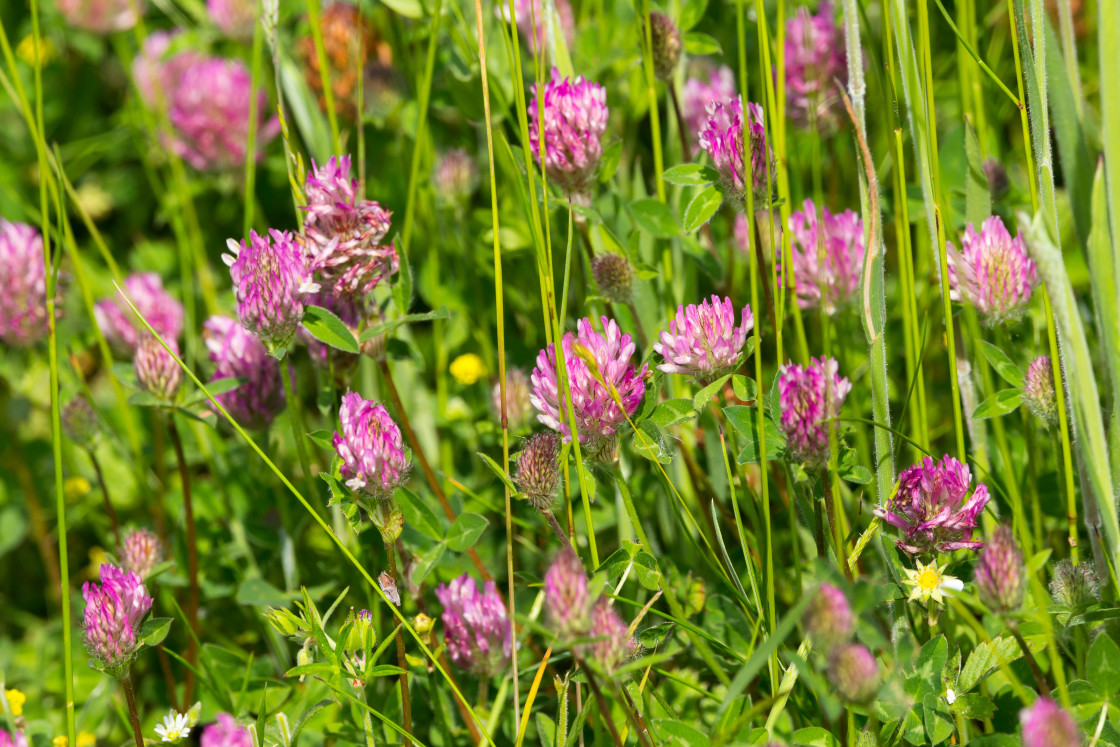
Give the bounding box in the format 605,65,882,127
203,315,286,430
785,199,865,314
58,0,142,32
783,2,847,131
95,272,183,355
1020,698,1079,747
654,295,753,383
201,713,252,747
134,336,182,401
698,98,774,209
208,0,256,39
333,392,410,499
528,68,609,195
777,356,851,467
436,575,512,676
544,550,590,639
681,66,736,151
0,219,49,346
947,216,1039,325
120,527,163,581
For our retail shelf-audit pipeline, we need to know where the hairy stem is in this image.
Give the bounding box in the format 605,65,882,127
122,673,145,747
168,417,199,704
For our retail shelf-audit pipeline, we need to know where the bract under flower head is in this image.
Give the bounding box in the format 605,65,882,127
698,98,774,209
655,295,753,383
81,563,153,672
874,455,990,555
332,392,410,499
783,2,847,131
94,272,183,355
530,316,647,454
0,219,48,346
436,575,512,676
785,199,865,314
203,315,287,430
528,68,609,196
777,356,851,467
947,216,1039,325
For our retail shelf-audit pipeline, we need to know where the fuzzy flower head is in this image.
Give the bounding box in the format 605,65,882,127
528,68,610,196
1020,698,1079,747
514,431,563,510
491,367,533,431
203,316,286,430
57,0,141,32
545,550,591,639
591,255,634,304
223,229,318,354
208,0,256,39
828,643,879,704
135,336,182,401
95,272,183,355
974,525,1025,614
155,711,192,743
903,560,963,605
434,148,478,211
1049,559,1101,611
698,98,774,209
0,219,49,346
777,356,851,467
875,455,991,555
804,583,853,650
647,12,682,81
785,199,865,314
62,396,101,450
947,216,1039,325
1023,355,1058,427
120,527,163,580
302,156,400,296
655,296,753,384
436,575,513,676
784,2,847,131
200,713,251,747
333,392,410,499
530,316,648,456
168,57,280,171
682,65,736,148
583,599,635,673
81,563,153,673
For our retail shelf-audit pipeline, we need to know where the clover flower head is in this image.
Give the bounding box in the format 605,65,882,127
208,0,256,39
62,396,101,450
784,2,847,131
591,255,634,304
647,12,682,81
583,599,635,673
874,455,991,555
947,216,1039,325
828,643,879,704
528,68,609,196
804,583,853,650
120,527,163,580
530,316,648,455
200,713,252,747
785,199,865,314
132,32,200,111
135,336,182,401
0,219,49,346
434,148,478,210
777,356,851,467
58,0,141,32
436,575,512,676
498,0,575,56
544,550,590,639
1020,698,1079,747
698,98,774,209
1022,355,1058,427
974,525,1025,614
491,367,533,431
81,563,153,671
203,315,287,430
298,2,389,121
0,730,28,747
332,392,410,499
95,272,183,355
655,295,753,383
682,65,736,148
1049,559,1101,610
514,431,563,510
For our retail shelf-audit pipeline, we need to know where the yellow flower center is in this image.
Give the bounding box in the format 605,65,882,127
917,566,942,592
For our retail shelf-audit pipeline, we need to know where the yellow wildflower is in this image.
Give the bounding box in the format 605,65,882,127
65,476,91,501
78,730,97,746
5,688,26,715
53,737,67,747
17,35,54,67
903,560,963,605
450,354,486,385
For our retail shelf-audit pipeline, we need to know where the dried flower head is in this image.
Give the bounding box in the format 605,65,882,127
95,273,184,355
333,392,410,499
804,583,852,651
974,526,1025,614
135,336,182,401
783,2,847,131
1022,355,1059,427
57,0,141,32
591,255,634,304
81,563,153,673
62,396,101,450
302,156,400,296
647,12,682,81
530,316,648,455
1049,559,1101,610
0,219,49,346
528,68,610,196
682,65,736,149
223,229,318,354
583,598,635,673
875,455,991,555
208,0,256,39
298,2,391,120
436,575,513,676
828,643,879,704
119,527,163,581
1020,698,1079,747
203,316,287,430
514,431,563,510
777,356,851,467
785,199,865,314
491,367,533,431
698,98,774,210
544,550,591,639
200,713,252,747
947,216,1039,325
655,295,754,383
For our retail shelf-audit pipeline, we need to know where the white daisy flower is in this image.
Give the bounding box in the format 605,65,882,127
154,710,192,743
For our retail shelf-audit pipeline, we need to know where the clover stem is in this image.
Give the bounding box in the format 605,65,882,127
122,672,145,747
384,541,414,744
167,417,199,704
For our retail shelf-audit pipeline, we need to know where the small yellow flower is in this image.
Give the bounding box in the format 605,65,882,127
903,560,963,605
413,612,434,635
450,354,486,386
5,688,26,715
53,737,68,747
65,476,91,501
17,34,54,67
78,730,97,746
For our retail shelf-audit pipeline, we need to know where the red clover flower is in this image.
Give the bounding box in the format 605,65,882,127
528,68,609,196
436,575,512,676
777,356,851,468
654,295,753,384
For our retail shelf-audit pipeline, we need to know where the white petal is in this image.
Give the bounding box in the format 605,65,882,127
941,578,964,592
946,688,956,704
226,238,242,255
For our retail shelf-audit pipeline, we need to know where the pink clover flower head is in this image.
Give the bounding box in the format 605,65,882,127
223,229,319,354
433,148,479,210
698,98,774,209
783,2,847,131
332,392,410,499
513,430,562,510
544,549,590,639
491,366,533,431
530,316,648,454
81,563,153,672
203,315,286,430
528,68,609,196
0,731,28,747
168,57,280,171
654,295,753,383
201,713,252,747
1020,697,1079,747
132,32,200,111
134,336,183,401
435,575,513,676
682,65,736,149
1023,355,1058,427
120,527,163,580
208,0,257,40
804,583,853,650
874,454,991,555
974,525,1025,614
583,598,636,673
0,219,48,346
828,643,879,703
947,216,1039,325
94,272,183,355
785,199,865,314
58,0,141,32
777,356,851,468
302,156,400,296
